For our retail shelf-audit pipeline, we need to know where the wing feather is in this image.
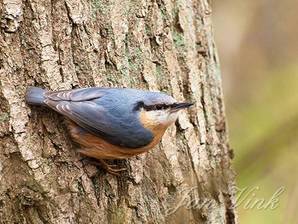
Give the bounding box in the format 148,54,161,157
44,88,153,148
45,87,106,101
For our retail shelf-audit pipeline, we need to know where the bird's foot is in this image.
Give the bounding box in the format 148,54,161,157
99,159,127,176
81,158,126,176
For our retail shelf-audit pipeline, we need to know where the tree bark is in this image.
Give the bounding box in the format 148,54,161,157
0,0,236,223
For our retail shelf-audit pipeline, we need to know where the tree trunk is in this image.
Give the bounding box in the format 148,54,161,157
0,0,236,223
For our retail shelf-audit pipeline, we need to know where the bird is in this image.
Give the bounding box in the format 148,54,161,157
25,86,193,174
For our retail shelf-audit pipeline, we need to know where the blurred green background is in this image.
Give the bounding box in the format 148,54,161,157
214,1,298,223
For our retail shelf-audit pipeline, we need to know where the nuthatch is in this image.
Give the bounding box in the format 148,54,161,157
26,87,193,174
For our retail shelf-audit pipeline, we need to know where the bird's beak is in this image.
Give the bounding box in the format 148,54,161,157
170,102,194,112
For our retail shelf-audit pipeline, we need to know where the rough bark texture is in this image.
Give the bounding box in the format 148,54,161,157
0,0,236,223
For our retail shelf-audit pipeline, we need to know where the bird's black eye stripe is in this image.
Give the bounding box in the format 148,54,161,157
170,103,177,108
134,102,173,111
145,103,170,111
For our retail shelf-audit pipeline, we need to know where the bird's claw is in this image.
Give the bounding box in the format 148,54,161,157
99,159,127,176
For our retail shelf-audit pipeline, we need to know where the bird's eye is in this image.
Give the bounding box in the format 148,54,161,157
155,104,170,110
140,103,170,111
170,103,177,108
156,105,162,110
162,104,169,109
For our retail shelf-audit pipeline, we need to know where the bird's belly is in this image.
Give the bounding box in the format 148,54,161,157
68,121,165,160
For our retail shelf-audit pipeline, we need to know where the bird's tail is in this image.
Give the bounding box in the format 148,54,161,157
25,87,47,106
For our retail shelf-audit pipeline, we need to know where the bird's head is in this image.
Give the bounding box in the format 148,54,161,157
134,92,193,130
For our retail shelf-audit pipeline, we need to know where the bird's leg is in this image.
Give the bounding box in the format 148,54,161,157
81,157,126,175
98,159,127,175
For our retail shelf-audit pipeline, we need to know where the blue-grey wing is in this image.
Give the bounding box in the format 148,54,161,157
45,87,106,101
44,88,153,148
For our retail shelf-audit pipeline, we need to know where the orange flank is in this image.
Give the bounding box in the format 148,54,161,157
67,118,167,160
